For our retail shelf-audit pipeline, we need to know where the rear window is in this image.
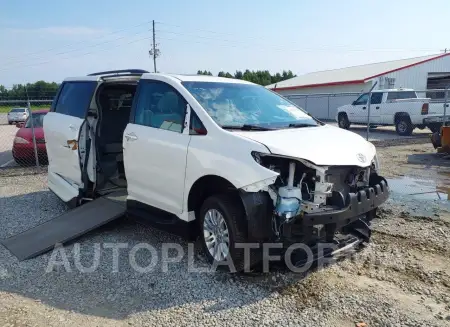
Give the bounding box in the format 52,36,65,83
10,108,26,113
54,82,97,118
25,113,46,128
387,91,417,101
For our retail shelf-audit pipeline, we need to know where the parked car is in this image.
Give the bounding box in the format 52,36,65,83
44,70,389,271
335,88,447,136
7,107,30,125
12,110,48,165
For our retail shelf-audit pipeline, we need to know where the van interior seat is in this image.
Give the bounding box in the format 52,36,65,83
150,91,184,128
98,90,133,154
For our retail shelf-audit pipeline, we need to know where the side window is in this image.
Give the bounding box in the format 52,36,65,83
370,93,383,105
54,82,97,118
189,111,207,135
396,91,417,100
354,93,369,105
135,81,187,133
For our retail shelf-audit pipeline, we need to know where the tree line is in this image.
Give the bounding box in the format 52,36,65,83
0,81,60,100
196,70,296,86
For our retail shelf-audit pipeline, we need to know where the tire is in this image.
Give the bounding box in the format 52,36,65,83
428,123,441,134
8,121,12,125
199,193,260,272
338,113,350,129
395,116,413,136
13,157,28,166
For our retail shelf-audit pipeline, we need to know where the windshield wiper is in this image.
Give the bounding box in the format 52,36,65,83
222,124,274,131
287,123,317,128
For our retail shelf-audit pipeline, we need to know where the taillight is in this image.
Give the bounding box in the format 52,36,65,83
421,103,429,115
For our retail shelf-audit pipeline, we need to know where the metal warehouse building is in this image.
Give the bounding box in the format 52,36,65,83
267,53,450,120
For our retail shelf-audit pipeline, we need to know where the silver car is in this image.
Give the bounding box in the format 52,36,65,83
7,108,29,125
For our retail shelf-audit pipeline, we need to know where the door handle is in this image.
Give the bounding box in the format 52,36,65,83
376,106,380,109
124,133,138,141
362,106,366,109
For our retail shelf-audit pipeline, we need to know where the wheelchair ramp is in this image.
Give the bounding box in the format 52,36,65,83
1,191,127,261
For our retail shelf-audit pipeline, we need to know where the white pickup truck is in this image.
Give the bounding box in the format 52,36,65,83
336,88,448,136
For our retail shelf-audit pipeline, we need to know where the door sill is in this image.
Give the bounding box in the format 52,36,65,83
126,200,198,240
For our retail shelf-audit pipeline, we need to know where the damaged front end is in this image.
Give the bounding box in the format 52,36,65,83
239,153,389,247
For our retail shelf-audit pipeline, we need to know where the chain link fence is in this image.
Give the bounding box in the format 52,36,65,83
284,88,449,138
0,88,55,175
0,87,448,174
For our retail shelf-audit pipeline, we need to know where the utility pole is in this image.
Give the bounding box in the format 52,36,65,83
149,20,161,73
152,20,157,72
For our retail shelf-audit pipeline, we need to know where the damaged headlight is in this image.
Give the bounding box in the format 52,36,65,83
251,151,262,165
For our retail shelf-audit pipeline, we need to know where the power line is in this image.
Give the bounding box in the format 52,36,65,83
0,36,152,73
156,34,438,54
4,29,151,68
155,21,268,41
3,20,153,63
155,22,439,53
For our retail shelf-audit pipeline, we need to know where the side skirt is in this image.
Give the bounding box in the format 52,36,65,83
126,200,199,241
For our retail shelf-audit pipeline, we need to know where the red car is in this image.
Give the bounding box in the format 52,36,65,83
12,110,49,165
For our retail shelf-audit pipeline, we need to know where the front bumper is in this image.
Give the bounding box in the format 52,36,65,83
301,178,389,227
12,144,47,160
281,175,389,243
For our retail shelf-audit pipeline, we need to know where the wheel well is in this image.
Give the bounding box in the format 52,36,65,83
187,175,237,215
394,112,410,124
338,112,347,118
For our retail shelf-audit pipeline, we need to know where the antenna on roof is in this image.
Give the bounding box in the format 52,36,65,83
274,83,277,90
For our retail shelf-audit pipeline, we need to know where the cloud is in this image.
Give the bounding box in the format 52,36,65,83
5,26,107,37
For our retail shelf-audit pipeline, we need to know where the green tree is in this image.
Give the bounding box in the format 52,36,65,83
0,81,60,100
197,70,212,76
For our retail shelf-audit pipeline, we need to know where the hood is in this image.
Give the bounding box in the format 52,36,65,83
233,124,376,167
16,127,45,140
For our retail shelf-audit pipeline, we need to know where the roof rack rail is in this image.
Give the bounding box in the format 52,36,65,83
87,69,150,77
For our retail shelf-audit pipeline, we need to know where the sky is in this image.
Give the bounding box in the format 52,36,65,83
1,0,450,86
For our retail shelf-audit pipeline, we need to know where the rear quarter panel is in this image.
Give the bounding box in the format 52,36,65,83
380,99,428,125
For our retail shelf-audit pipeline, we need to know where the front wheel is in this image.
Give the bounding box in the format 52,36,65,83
338,113,350,129
395,117,413,136
199,193,259,272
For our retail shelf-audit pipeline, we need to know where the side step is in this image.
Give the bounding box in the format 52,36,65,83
1,192,126,261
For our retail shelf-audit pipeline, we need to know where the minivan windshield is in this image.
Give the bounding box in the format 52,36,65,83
182,82,319,129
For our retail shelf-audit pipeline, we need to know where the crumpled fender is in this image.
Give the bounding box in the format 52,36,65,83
238,190,274,242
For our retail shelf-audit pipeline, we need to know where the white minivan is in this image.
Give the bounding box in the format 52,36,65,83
44,70,388,270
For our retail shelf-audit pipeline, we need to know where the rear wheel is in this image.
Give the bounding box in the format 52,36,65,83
199,193,258,272
338,113,350,129
395,116,413,136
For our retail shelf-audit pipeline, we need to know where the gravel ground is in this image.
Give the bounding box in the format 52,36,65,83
0,143,449,327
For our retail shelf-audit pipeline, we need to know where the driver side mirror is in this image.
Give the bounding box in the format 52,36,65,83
16,122,24,128
351,101,356,106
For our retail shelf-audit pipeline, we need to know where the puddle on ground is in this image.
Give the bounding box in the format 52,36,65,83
386,175,450,216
